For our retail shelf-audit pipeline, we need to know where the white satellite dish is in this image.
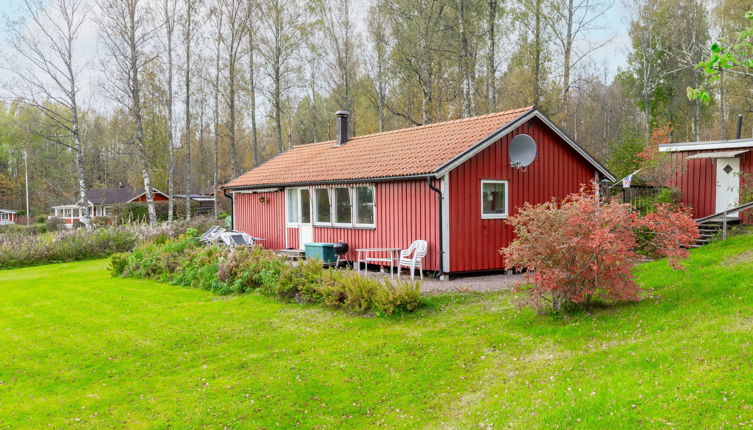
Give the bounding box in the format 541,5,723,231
509,134,537,168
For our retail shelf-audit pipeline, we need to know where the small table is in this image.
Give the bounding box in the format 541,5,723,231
355,248,401,278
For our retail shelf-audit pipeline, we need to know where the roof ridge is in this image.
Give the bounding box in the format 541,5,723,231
292,106,535,149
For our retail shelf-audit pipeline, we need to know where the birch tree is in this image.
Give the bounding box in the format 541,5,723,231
546,0,611,127
318,0,359,133
99,0,159,226
7,0,93,229
210,5,223,217
218,0,249,177
367,0,391,132
246,0,260,167
183,0,201,219
258,0,306,153
162,0,178,222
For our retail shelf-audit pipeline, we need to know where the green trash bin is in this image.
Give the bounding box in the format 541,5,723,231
304,243,337,264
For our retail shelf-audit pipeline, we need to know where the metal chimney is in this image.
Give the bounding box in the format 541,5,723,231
736,114,743,139
335,111,349,146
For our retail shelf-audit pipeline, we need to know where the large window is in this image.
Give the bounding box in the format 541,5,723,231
481,180,508,219
314,188,332,224
286,185,374,228
334,187,352,225
1,213,8,221
355,186,375,226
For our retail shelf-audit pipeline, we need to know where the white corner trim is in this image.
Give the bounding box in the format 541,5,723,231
441,173,450,272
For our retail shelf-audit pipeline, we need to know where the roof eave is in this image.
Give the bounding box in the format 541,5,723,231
659,138,753,152
221,173,438,191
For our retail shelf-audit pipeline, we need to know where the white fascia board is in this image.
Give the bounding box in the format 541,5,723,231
659,139,753,152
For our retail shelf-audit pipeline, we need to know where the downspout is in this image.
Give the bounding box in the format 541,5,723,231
222,188,234,230
427,177,444,278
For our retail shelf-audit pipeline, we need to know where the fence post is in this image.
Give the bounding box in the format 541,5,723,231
723,211,728,241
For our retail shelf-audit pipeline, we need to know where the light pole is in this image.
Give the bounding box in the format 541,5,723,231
24,149,30,225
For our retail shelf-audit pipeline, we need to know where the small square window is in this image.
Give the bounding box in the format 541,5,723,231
481,180,508,219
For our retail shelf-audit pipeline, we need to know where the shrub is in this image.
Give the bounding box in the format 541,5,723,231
501,187,699,313
112,238,422,315
0,224,45,236
45,217,65,232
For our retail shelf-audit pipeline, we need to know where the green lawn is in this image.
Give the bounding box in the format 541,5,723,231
2,238,753,429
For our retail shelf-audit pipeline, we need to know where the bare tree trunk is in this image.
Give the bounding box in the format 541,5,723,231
561,0,573,126
164,0,177,223
128,2,157,225
486,0,497,111
184,0,195,220
213,9,223,218
248,27,259,167
456,0,472,117
533,0,543,106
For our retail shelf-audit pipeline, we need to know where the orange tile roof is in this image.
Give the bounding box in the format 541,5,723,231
224,106,535,189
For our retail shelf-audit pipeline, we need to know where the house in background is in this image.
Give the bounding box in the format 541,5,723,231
0,209,17,225
174,194,216,215
52,185,168,225
660,136,753,223
222,106,614,276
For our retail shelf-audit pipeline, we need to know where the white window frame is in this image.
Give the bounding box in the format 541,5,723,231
332,187,354,227
480,180,508,219
1,213,8,221
354,185,376,228
285,188,299,226
313,187,333,226
298,188,312,225
103,206,112,216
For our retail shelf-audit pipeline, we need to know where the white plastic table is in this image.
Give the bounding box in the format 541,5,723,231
355,247,401,278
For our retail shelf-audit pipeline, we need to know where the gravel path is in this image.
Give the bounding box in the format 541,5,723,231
362,270,524,294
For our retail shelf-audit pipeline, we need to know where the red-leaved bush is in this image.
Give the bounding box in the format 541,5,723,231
501,187,699,312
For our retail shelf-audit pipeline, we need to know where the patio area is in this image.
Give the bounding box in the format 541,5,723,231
359,268,524,294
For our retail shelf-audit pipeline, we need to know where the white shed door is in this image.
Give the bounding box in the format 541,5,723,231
716,157,740,218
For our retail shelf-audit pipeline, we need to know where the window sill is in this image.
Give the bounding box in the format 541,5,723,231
481,214,508,220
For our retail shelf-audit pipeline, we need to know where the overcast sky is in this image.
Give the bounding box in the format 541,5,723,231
0,0,632,111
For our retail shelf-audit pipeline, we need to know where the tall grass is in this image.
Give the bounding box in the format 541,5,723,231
0,216,221,270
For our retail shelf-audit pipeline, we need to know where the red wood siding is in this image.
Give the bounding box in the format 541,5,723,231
233,191,287,249
312,180,440,271
666,148,753,223
132,192,169,202
449,117,597,273
232,182,440,270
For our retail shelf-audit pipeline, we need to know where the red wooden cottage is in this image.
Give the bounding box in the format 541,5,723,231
222,106,614,275
659,137,753,222
0,209,17,225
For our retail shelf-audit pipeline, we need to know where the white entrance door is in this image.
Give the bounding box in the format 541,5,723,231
716,157,740,218
298,188,313,249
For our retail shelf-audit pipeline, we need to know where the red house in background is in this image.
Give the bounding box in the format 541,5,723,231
222,106,614,275
0,209,17,225
659,138,753,223
51,186,169,226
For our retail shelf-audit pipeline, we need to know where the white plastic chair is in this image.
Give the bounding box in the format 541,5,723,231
397,240,428,281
